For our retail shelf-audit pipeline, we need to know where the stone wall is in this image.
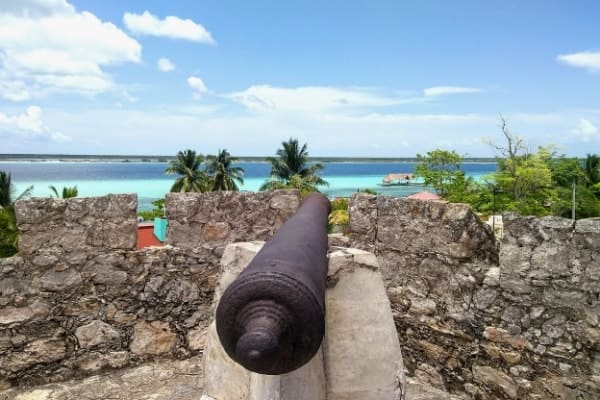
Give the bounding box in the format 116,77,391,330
0,191,300,389
165,190,300,248
349,193,600,399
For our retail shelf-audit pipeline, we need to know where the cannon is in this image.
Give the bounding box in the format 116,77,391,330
215,193,331,375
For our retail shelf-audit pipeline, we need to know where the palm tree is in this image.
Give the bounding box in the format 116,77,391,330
0,172,33,209
0,171,33,257
165,149,211,192
260,138,328,192
49,185,78,199
206,149,245,191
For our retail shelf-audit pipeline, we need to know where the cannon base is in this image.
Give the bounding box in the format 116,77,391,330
202,242,406,400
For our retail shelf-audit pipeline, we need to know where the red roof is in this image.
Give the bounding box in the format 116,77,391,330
137,224,164,249
407,191,441,200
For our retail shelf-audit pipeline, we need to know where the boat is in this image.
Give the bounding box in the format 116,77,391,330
380,173,414,186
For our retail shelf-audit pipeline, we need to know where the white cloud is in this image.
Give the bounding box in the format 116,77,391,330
157,57,175,72
123,11,215,44
424,86,482,97
570,119,599,142
0,1,141,101
188,76,208,97
229,85,409,112
0,0,74,17
0,106,69,142
557,51,600,72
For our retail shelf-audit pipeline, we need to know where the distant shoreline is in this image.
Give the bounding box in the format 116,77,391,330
0,154,498,163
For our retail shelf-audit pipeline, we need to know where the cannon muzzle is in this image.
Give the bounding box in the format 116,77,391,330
216,193,331,375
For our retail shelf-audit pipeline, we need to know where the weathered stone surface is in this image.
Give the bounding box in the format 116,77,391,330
130,321,177,356
1,339,66,372
165,190,300,248
0,301,49,325
75,320,120,349
39,269,82,292
16,194,137,255
483,327,531,350
186,327,206,352
350,196,600,399
472,365,518,399
1,356,203,400
76,351,129,373
325,248,404,399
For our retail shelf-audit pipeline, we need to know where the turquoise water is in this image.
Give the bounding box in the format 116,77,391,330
1,161,496,210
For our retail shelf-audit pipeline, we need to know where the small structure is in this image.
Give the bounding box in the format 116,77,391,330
407,191,441,201
137,223,164,249
381,173,414,186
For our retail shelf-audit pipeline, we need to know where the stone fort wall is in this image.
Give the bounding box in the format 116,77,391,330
0,190,598,399
0,191,300,389
350,193,600,400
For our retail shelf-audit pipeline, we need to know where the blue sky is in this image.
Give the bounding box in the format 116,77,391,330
1,0,599,157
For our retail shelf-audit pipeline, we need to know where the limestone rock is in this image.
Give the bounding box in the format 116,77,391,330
483,326,531,350
187,326,206,351
130,321,177,356
75,320,120,349
0,301,49,325
39,269,82,291
77,351,129,372
472,365,518,399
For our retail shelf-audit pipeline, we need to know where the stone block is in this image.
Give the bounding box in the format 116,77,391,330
75,320,120,349
130,321,177,356
324,248,404,400
472,365,518,399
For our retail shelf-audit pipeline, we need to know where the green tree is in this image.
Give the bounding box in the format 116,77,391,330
165,149,211,192
583,154,600,189
260,138,328,193
0,171,33,257
206,149,245,191
49,185,78,198
490,145,557,216
414,149,464,197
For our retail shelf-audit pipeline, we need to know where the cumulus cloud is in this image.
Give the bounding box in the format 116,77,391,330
157,57,175,72
0,106,70,142
557,51,600,72
424,86,482,97
123,11,215,44
0,0,74,17
188,76,208,97
0,0,141,101
570,119,599,142
229,85,408,112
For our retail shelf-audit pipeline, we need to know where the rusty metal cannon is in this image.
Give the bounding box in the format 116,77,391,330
215,193,331,375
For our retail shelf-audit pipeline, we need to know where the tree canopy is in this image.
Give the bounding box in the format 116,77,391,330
261,138,328,195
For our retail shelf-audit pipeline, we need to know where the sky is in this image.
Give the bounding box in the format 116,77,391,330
1,0,599,157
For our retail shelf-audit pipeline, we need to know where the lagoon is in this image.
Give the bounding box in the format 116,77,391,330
0,161,497,210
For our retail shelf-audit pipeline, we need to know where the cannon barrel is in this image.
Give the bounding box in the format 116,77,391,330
215,193,331,375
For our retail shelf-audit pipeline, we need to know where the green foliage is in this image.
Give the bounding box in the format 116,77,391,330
328,209,349,225
165,149,245,193
553,185,600,219
414,149,463,196
583,153,600,187
261,138,328,194
261,174,321,197
330,197,349,212
0,171,33,257
206,149,244,191
137,198,166,222
49,185,78,198
165,149,211,192
358,188,378,195
0,207,18,257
